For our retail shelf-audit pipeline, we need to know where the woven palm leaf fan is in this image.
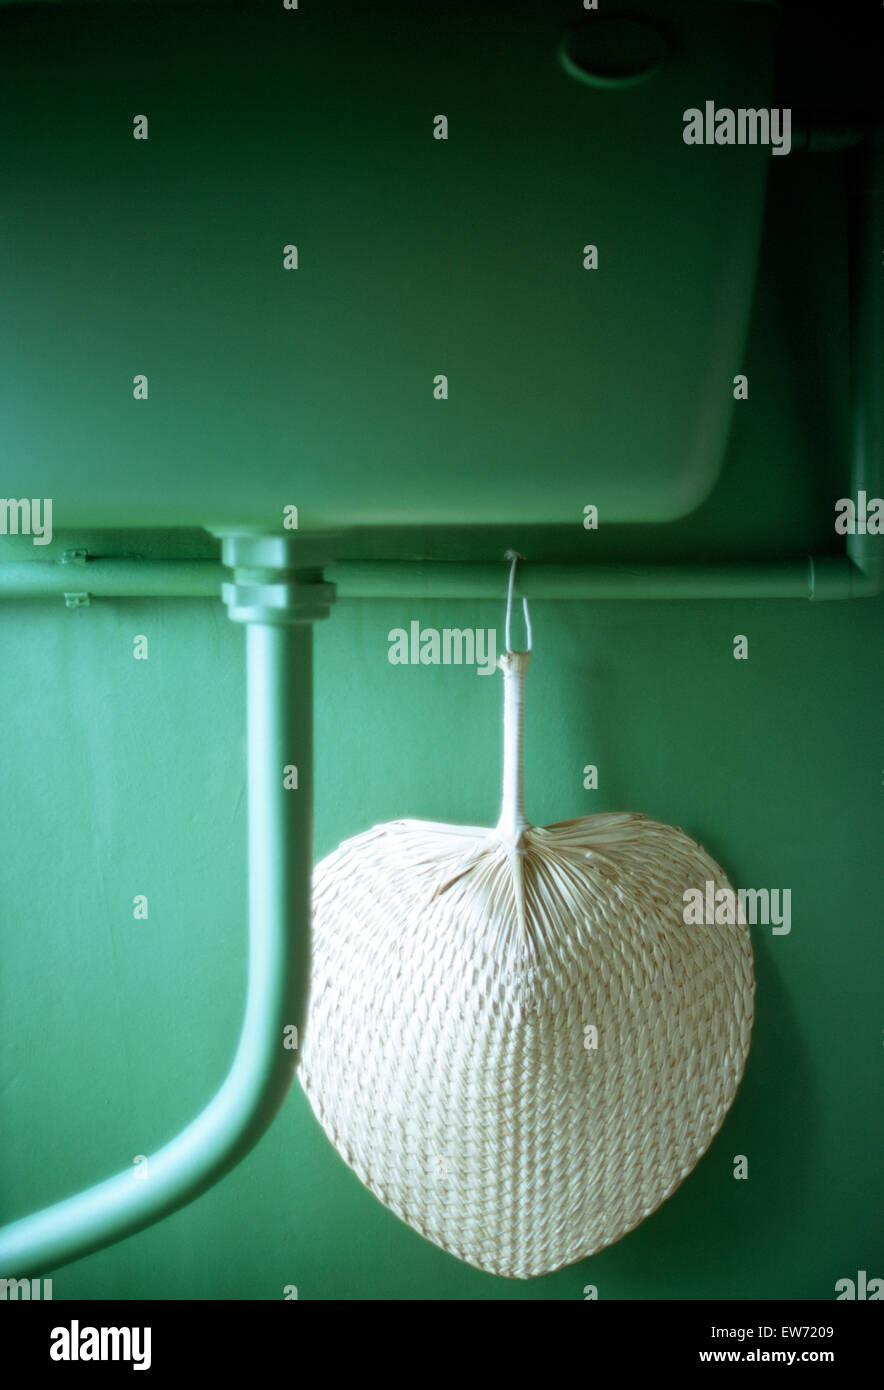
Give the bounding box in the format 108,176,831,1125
300,553,754,1279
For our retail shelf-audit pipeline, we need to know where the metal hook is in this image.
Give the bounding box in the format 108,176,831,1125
504,549,532,653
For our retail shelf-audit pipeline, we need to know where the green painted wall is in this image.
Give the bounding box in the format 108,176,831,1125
2,580,882,1299
1,0,883,1300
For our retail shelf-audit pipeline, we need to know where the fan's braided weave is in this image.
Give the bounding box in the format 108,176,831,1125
299,809,754,1278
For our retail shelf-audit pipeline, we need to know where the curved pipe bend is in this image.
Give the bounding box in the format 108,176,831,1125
0,622,314,1277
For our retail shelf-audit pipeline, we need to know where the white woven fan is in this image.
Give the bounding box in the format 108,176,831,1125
300,553,754,1279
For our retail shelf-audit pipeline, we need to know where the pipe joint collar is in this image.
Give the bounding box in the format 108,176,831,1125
217,532,338,625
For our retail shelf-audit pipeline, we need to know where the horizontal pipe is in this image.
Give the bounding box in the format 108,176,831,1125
333,559,821,599
0,554,879,601
0,622,313,1276
0,558,221,598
